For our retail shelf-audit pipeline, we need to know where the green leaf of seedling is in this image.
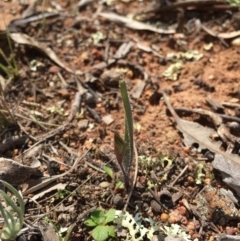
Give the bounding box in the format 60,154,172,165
104,209,115,224
116,181,124,189
107,226,115,238
92,225,112,241
103,166,113,179
0,180,25,214
90,210,106,225
84,219,98,227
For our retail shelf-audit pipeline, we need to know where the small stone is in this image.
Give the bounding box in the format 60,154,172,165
113,194,124,209
160,213,169,222
151,200,162,213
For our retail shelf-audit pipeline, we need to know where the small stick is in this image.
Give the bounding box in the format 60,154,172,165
68,92,82,122
86,105,102,123
170,165,188,187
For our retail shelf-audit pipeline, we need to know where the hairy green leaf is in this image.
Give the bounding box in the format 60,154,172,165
84,219,97,227
90,210,106,225
92,225,111,241
104,209,115,224
103,166,114,179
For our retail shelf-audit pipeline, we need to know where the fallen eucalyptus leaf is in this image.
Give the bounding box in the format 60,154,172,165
212,154,240,197
9,33,82,75
164,94,240,198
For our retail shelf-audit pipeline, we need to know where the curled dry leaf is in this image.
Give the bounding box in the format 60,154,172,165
9,33,82,75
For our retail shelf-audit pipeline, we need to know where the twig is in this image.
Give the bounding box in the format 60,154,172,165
68,92,82,122
57,72,67,87
0,109,60,127
170,165,188,187
42,153,71,167
148,188,168,211
86,105,102,123
222,102,240,108
77,206,97,222
22,100,42,108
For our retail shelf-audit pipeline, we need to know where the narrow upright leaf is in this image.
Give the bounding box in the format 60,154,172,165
103,166,114,179
119,80,134,176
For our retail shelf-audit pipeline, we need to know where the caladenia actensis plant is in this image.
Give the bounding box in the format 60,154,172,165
114,79,134,190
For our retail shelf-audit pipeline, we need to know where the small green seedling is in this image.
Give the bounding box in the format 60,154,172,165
56,189,72,199
103,166,113,179
0,180,25,241
115,181,124,189
84,209,116,241
114,79,134,189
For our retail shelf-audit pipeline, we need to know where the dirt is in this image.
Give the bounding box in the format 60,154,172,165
1,0,240,241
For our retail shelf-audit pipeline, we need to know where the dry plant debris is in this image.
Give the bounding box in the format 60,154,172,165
1,0,240,240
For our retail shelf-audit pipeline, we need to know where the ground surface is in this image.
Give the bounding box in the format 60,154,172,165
1,0,240,241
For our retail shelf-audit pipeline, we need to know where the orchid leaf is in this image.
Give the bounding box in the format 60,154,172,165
119,80,134,177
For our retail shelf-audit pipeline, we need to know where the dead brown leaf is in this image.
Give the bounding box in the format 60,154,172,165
9,33,82,75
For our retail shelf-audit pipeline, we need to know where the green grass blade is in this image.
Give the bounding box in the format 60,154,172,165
0,202,12,228
5,29,18,75
0,62,12,77
0,181,25,226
